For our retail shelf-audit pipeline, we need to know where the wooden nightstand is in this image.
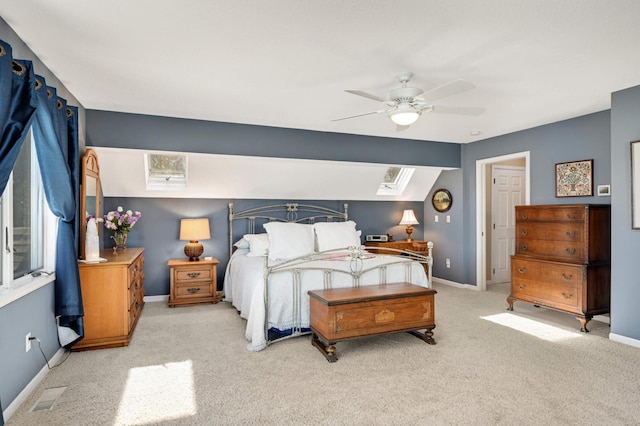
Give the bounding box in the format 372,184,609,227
168,258,220,307
364,240,425,254
364,240,430,276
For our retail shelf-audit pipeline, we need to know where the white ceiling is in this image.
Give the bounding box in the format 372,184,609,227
92,147,448,201
3,1,640,144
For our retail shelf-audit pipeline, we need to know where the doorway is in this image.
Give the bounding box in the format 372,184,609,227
490,165,525,284
475,152,530,291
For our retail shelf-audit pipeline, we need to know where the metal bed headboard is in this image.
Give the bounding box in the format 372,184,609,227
228,202,349,257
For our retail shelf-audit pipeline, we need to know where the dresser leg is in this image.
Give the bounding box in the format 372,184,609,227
577,316,591,332
506,297,515,311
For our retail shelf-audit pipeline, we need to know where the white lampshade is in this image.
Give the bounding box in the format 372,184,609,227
180,218,211,241
180,218,211,261
399,209,419,225
389,104,421,126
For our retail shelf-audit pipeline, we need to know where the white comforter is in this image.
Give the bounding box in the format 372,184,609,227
223,249,429,351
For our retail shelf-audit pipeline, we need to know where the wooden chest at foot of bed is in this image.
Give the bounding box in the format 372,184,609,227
308,283,436,362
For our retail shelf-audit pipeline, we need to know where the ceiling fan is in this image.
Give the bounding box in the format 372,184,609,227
333,72,485,130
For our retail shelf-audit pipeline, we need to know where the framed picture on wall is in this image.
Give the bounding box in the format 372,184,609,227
631,141,640,229
555,159,593,197
432,188,452,212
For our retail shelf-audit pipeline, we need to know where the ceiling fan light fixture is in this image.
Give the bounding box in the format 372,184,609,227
389,104,421,126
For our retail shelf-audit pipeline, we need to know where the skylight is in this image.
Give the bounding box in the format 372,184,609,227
144,153,188,190
376,166,415,195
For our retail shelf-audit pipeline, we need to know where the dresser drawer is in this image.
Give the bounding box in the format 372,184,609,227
174,282,213,299
128,254,144,283
510,278,581,311
516,222,584,242
175,267,212,282
511,258,583,288
516,239,585,262
516,206,584,222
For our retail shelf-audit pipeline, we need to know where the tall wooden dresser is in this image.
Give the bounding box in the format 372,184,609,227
75,247,145,350
508,204,610,332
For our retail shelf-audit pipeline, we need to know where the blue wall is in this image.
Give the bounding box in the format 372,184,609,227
610,84,640,341
86,110,461,168
103,197,425,296
459,110,611,285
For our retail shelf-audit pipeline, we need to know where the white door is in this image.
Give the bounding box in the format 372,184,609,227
491,166,525,284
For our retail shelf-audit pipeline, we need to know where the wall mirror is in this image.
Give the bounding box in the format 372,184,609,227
79,148,102,259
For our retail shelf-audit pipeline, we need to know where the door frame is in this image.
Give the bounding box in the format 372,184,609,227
475,151,530,291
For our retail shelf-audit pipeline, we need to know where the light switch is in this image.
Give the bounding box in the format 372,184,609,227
434,215,439,222
446,215,451,223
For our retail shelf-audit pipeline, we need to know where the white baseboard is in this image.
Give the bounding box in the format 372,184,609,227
144,295,168,303
609,332,640,349
432,277,479,290
3,347,67,422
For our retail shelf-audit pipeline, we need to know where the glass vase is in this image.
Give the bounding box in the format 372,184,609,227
111,232,128,251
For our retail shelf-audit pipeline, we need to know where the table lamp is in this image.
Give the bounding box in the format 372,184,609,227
399,209,419,242
180,218,210,261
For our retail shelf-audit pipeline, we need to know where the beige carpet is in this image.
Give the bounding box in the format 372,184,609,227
7,282,640,425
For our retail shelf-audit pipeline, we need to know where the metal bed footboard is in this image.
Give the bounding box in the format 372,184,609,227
263,243,433,346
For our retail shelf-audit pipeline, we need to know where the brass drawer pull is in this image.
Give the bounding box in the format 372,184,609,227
565,248,576,255
566,231,577,238
521,244,528,251
566,214,578,220
187,272,201,278
561,292,573,299
522,214,528,220
187,287,201,294
561,273,573,280
521,229,528,236
517,267,527,274
518,284,526,290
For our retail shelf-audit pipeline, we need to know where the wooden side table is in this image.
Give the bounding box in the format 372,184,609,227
167,258,220,307
364,240,430,276
364,240,423,254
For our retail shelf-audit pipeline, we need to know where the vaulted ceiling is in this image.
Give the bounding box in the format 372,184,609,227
2,1,640,144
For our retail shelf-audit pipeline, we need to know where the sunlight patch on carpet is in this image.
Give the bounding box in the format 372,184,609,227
481,313,582,342
115,360,196,425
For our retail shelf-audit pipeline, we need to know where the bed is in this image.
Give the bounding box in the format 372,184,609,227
223,202,433,351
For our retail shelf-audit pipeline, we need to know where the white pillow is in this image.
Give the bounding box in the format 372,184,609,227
313,221,361,252
243,233,270,257
263,222,315,260
233,237,250,249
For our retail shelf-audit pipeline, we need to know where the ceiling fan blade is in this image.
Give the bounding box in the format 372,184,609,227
430,105,486,116
421,79,475,102
345,90,387,103
331,109,386,122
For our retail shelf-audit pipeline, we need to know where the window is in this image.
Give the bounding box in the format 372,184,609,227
144,153,188,190
0,129,49,292
376,166,415,196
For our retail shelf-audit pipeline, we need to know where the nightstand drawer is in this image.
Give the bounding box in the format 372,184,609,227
174,282,213,298
175,267,212,282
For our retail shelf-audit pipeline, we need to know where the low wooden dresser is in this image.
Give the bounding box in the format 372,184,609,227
508,204,610,331
308,283,436,362
168,258,220,307
364,240,430,276
75,247,145,351
364,240,425,254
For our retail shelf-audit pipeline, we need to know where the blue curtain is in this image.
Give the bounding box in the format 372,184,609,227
32,76,83,348
0,40,37,195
